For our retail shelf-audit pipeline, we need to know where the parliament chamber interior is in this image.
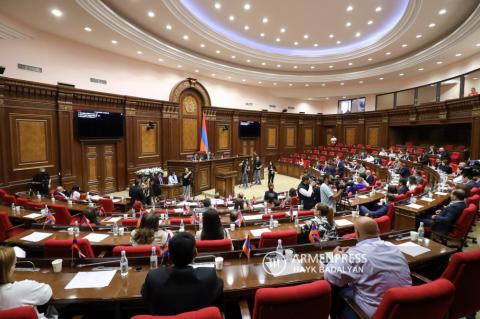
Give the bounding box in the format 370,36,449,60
1,0,480,318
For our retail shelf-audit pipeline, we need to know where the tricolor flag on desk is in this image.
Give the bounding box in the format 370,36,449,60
200,112,209,152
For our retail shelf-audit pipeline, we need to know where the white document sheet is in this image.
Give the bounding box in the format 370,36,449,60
20,232,53,242
278,195,286,200
335,219,354,227
13,246,26,258
250,228,271,237
104,217,122,223
65,270,117,289
357,195,369,199
267,260,306,277
435,192,448,196
252,204,265,209
420,197,434,202
90,195,102,201
396,242,431,257
406,203,424,210
191,262,215,269
243,214,263,221
23,213,42,219
174,208,183,213
83,233,109,243
112,199,121,203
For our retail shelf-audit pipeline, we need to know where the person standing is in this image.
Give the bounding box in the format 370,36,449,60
240,159,249,188
182,168,192,199
267,161,276,184
253,156,263,185
32,168,51,195
297,175,315,210
168,171,178,185
330,136,337,146
320,174,343,213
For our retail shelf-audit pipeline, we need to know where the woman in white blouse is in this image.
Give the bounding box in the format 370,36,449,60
0,247,52,318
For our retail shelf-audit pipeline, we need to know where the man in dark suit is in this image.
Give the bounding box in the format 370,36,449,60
335,156,345,177
437,160,453,174
141,232,224,315
397,178,409,195
418,189,467,235
129,179,146,204
438,147,449,161
360,194,395,218
397,163,411,178
324,162,336,177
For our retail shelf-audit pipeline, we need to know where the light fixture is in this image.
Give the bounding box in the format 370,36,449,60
348,62,353,66
216,50,221,54
329,34,334,38
211,73,216,76
314,43,319,47
340,82,345,86
321,83,326,87
379,77,384,80
304,34,309,39
273,82,277,86
231,55,236,59
305,84,310,87
214,2,222,9
329,65,334,68
200,43,205,48
194,69,199,73
336,40,341,44
401,43,408,47
148,11,155,17
260,33,265,37
399,73,404,76
158,58,163,62
375,6,382,12
476,43,480,47
137,51,143,55
258,81,262,84
418,68,424,71
347,5,353,11
261,62,266,65
244,3,251,10
166,24,172,30
436,61,443,64
345,22,351,27
367,58,373,61
416,34,422,38
355,32,361,37
84,26,92,32
262,17,268,23
246,59,251,63
367,20,373,25
429,23,436,28
359,80,364,84
293,65,298,69
227,76,232,79
177,64,182,68
276,38,281,42
310,66,315,69
111,40,118,44
51,8,63,17
183,35,189,40
276,64,281,67
229,15,235,21
293,41,299,46
342,96,346,99
244,25,249,30
280,28,286,33
385,52,391,55
438,9,447,15
455,53,462,57
289,83,293,86
242,79,246,82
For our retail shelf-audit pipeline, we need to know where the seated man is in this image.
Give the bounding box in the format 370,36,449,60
364,170,374,186
417,189,467,236
141,232,224,315
324,217,411,319
129,180,146,204
397,178,409,195
437,160,453,174
396,163,411,178
54,186,69,199
359,194,395,218
263,183,278,205
347,175,369,195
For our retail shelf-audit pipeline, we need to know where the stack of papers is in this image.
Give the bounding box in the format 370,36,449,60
335,219,354,227
21,232,53,242
250,228,271,237
396,242,431,257
406,203,424,210
252,204,265,209
357,195,369,199
243,214,263,221
83,233,109,242
23,213,42,219
65,270,116,289
435,192,448,196
420,197,434,202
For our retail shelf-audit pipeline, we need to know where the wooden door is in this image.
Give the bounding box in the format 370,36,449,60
241,140,255,155
102,144,117,194
85,145,101,193
83,143,117,194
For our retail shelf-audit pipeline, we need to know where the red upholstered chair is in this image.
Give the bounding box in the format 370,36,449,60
441,250,480,319
98,198,122,213
343,216,391,239
49,204,75,225
133,200,144,211
0,306,38,319
15,197,29,207
0,212,27,242
386,203,395,225
24,201,44,210
394,194,407,202
290,196,299,206
466,194,480,209
346,279,455,319
112,245,160,257
262,212,287,220
169,217,193,225
131,307,222,319
196,239,233,253
2,194,16,206
258,230,297,248
450,152,460,164
297,210,315,217
44,238,95,258
121,218,139,227
242,280,331,319
470,187,479,196
0,188,6,200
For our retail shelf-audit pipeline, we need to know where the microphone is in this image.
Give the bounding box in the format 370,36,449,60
76,259,120,268
15,261,40,272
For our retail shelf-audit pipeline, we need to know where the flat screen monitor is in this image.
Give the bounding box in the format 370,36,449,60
239,121,261,138
75,110,124,139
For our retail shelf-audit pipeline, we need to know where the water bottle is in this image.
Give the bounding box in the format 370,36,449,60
165,211,169,220
120,250,128,277
112,222,119,236
294,214,299,227
410,194,416,204
150,247,158,269
11,203,15,211
276,239,284,256
179,219,185,232
199,221,203,231
51,195,55,203
418,222,425,241
428,190,433,199
73,221,80,235
42,205,48,216
269,214,274,229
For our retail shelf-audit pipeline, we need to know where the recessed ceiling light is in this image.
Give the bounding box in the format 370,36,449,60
342,96,346,99
348,62,353,66
304,34,309,39
211,73,216,76
340,82,345,86
182,35,189,40
289,83,293,86
307,98,312,100
216,50,221,54
229,15,235,21
325,97,329,100
438,9,447,15
379,77,384,80
345,22,351,27
51,8,63,17
246,59,251,63
418,68,424,71
194,69,199,73
473,77,478,80
276,64,281,67
359,80,364,84
166,24,172,30
260,33,265,37
84,26,92,32
261,62,266,65
355,32,361,37
244,25,249,30
321,83,326,87
294,41,299,46
280,28,286,33
273,82,277,86
367,58,373,61
385,52,391,55
476,43,480,47
436,61,443,64
416,34,422,38
242,79,246,82
137,51,143,55
258,81,262,84
399,73,404,76
276,38,281,42
336,40,341,44
311,43,317,47
214,2,221,9
231,55,236,59
148,11,155,17
158,58,163,62
177,64,182,68
329,65,334,68
200,43,205,48
329,34,334,38
347,5,353,11
227,76,232,79
262,17,268,23
293,65,298,69
429,23,436,28
401,43,408,47
310,66,315,69
244,3,251,10
375,6,382,12
367,20,373,25
111,40,118,44
305,84,310,87
455,53,462,57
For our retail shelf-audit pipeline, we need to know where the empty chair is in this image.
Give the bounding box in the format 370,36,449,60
49,204,75,225
131,307,221,319
0,212,27,242
169,218,193,225
258,230,297,248
262,212,287,220
2,195,16,206
196,239,233,253
0,306,38,319
241,280,331,319
15,197,29,207
44,238,95,258
343,216,391,239
112,245,160,257
0,189,6,200
98,197,122,213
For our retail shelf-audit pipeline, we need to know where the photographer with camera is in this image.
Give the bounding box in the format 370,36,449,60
320,174,344,213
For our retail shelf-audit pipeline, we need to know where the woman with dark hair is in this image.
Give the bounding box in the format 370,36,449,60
264,183,278,205
70,185,81,200
195,208,229,240
131,213,172,246
287,187,299,206
81,207,99,225
407,176,418,191
234,193,246,210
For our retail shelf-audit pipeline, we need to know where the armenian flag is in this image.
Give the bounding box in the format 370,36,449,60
162,233,171,257
289,205,294,221
183,203,189,215
72,236,86,258
308,223,321,243
280,199,286,209
44,211,56,225
80,215,93,231
241,235,251,259
200,112,209,152
235,211,245,227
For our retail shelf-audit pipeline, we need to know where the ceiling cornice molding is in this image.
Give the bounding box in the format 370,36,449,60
162,0,421,64
77,0,480,83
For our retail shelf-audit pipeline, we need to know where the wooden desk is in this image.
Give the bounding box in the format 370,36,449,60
167,156,250,195
0,204,46,224
160,184,183,199
215,171,237,197
394,193,450,230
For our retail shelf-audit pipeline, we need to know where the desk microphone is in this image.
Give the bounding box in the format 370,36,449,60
15,261,39,272
76,259,120,268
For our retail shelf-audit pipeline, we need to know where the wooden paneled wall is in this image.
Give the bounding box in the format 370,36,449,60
1,76,479,193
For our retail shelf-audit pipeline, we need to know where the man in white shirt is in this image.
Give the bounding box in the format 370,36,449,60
365,154,374,163
331,136,337,145
320,174,343,212
324,217,411,319
168,171,178,185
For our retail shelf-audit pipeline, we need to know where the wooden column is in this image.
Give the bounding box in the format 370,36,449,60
471,106,480,159
56,86,76,189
